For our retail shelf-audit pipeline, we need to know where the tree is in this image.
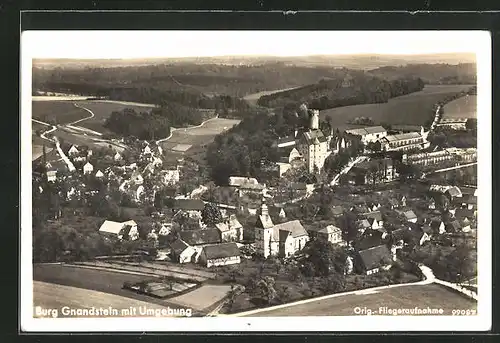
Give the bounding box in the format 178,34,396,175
201,203,223,226
255,276,278,305
302,238,348,277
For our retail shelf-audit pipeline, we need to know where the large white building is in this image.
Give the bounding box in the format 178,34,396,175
378,128,430,152
345,126,387,144
402,147,477,166
276,109,334,175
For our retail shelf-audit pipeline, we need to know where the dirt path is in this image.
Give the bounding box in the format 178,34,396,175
156,114,219,144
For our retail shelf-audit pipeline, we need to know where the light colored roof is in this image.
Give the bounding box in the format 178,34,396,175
346,126,386,136
215,216,242,233
84,162,93,168
229,176,259,187
95,170,104,177
383,132,422,142
99,220,124,235
315,225,342,234
273,220,308,238
404,210,417,220
301,129,327,145
446,186,462,197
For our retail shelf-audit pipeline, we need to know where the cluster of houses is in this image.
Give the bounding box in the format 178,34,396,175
346,125,431,152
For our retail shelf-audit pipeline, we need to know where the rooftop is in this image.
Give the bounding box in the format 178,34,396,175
346,126,386,136
202,242,240,259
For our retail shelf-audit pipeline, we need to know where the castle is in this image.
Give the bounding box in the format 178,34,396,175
276,109,335,176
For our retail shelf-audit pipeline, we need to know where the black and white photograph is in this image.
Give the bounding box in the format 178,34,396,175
21,30,491,332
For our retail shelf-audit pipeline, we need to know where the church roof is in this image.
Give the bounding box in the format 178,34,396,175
273,220,308,238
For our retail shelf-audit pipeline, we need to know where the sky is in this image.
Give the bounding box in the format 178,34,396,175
22,30,489,59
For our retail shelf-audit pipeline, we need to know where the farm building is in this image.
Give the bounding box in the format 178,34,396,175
355,244,392,275
345,126,387,144
98,220,139,241
68,145,79,157
199,242,241,268
402,210,418,223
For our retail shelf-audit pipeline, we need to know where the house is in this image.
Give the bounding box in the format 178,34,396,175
354,230,385,251
179,228,221,247
307,225,344,245
254,200,309,258
454,208,476,224
199,242,241,268
114,152,122,161
215,215,244,242
229,176,259,188
367,202,381,212
407,223,431,246
357,219,372,234
355,245,392,275
95,170,104,178
445,220,462,233
83,162,94,175
402,210,418,223
363,211,384,230
387,198,400,209
445,186,463,200
173,199,205,218
345,126,387,144
430,220,446,235
428,198,436,210
459,219,472,233
98,220,139,241
169,239,197,263
331,205,344,218
131,171,144,185
46,169,57,182
158,223,172,236
435,117,468,130
68,145,79,157
143,145,152,155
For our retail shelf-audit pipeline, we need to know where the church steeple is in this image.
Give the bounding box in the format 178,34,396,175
260,196,269,216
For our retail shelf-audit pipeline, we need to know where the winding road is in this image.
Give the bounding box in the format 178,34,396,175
330,155,369,186
156,113,220,144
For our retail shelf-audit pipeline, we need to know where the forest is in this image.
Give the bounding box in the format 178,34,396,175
257,74,426,109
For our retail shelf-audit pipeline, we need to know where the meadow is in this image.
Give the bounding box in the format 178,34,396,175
248,283,476,317
32,99,157,132
320,85,473,131
442,94,477,119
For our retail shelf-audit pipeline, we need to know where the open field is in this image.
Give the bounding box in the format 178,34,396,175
246,283,476,316
442,94,477,119
159,118,240,154
320,85,473,131
32,101,90,125
33,281,169,317
72,100,156,132
33,264,179,307
32,100,156,133
169,284,232,311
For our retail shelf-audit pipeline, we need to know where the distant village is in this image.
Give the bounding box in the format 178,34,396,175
33,101,477,279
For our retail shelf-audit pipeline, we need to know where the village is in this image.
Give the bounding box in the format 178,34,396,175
32,97,478,315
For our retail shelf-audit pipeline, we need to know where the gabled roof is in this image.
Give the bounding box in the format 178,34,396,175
277,136,297,147
364,211,383,222
202,242,240,259
358,219,371,229
355,230,384,251
455,208,475,220
99,220,125,235
403,210,417,220
179,228,221,246
308,224,342,235
445,186,462,198
382,132,422,142
358,245,392,271
215,216,243,233
229,176,259,187
168,239,190,255
279,229,292,242
273,220,308,238
430,220,444,232
345,126,386,136
174,199,205,211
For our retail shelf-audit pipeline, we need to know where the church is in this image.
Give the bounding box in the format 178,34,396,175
254,198,309,258
276,109,335,176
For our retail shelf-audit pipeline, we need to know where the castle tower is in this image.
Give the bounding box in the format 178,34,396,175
310,109,320,130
